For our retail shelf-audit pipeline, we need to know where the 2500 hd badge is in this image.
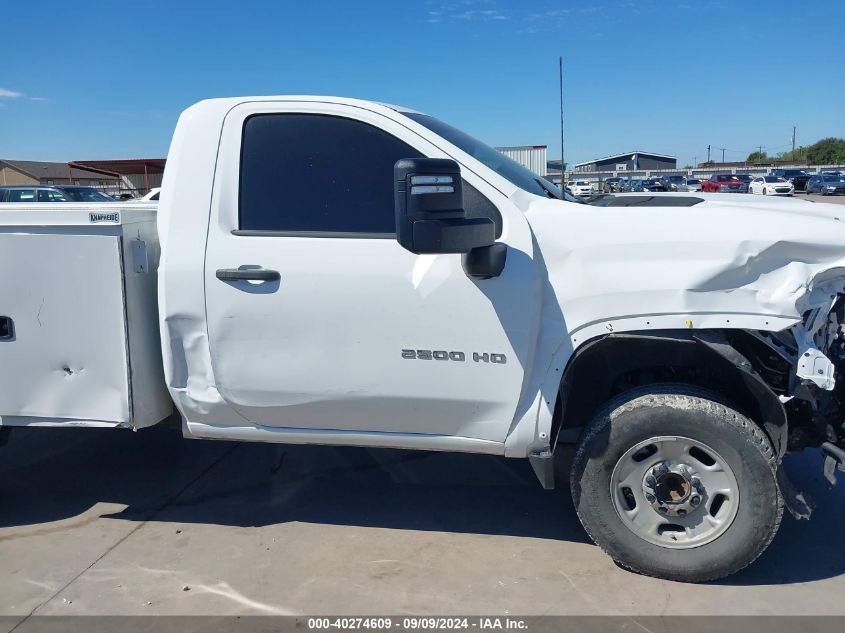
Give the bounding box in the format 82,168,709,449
401,349,507,364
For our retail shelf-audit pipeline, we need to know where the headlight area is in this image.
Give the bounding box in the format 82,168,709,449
741,291,845,484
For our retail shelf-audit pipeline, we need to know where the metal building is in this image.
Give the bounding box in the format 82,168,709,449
71,159,166,197
0,159,118,189
573,151,677,173
495,145,548,176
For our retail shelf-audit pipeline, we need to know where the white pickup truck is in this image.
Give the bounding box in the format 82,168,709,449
3,96,845,583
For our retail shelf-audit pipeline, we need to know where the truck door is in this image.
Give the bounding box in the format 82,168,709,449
203,102,538,443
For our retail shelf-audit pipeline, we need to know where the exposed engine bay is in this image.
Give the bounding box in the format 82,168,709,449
740,280,845,482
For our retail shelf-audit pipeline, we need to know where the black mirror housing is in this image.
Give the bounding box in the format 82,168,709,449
394,158,495,254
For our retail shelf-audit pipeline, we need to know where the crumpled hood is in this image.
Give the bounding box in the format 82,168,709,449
521,192,845,341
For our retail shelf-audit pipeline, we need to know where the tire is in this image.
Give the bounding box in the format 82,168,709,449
763,187,768,195
570,384,782,583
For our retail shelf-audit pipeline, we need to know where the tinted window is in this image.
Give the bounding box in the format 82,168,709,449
60,187,113,201
40,189,70,201
7,189,36,202
240,114,423,234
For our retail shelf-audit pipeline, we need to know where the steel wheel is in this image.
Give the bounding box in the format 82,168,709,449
610,435,739,549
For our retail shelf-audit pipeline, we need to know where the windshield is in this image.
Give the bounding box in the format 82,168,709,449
61,188,114,202
823,175,845,182
764,176,785,183
401,112,573,202
686,179,700,184
667,176,684,182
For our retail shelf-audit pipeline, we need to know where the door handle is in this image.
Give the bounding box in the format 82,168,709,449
216,268,280,282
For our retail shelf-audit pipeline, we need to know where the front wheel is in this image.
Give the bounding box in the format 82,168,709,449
570,385,782,582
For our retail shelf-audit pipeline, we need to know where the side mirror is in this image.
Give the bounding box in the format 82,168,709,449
394,158,495,255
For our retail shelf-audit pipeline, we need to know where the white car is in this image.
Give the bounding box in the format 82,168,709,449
141,187,161,201
565,180,594,197
749,176,794,196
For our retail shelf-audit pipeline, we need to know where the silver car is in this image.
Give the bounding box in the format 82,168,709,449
678,178,702,192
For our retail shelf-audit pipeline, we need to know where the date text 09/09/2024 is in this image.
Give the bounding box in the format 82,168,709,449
401,350,507,364
307,617,528,630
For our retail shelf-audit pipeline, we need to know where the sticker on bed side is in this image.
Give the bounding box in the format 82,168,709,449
89,211,120,223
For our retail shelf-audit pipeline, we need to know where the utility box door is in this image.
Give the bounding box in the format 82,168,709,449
0,232,131,423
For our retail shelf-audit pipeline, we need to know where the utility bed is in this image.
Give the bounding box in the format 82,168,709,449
0,203,171,428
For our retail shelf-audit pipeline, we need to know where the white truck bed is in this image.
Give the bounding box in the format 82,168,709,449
0,203,171,428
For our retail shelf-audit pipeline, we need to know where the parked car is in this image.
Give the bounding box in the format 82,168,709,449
602,177,625,193
0,185,71,202
6,94,845,583
628,179,665,193
702,174,747,193
659,174,686,191
749,176,794,196
53,185,114,202
141,187,161,201
735,174,753,191
565,180,594,197
806,174,845,196
772,168,811,192
678,178,702,192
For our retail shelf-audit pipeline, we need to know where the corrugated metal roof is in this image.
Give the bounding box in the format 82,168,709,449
71,159,166,176
0,159,118,180
573,151,678,168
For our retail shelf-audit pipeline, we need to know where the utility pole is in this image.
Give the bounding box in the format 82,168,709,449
707,145,711,162
720,147,727,163
792,126,796,154
693,156,698,168
559,56,565,183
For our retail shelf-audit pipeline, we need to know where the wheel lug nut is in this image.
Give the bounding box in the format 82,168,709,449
646,493,656,502
677,509,686,516
645,476,656,487
658,506,668,513
690,495,701,507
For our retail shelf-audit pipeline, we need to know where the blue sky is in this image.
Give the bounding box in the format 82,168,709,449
1,0,842,167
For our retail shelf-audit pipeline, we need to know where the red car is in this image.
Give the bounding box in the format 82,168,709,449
702,174,748,193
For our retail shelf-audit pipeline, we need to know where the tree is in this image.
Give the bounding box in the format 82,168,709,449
807,138,845,165
775,146,807,163
746,150,768,163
